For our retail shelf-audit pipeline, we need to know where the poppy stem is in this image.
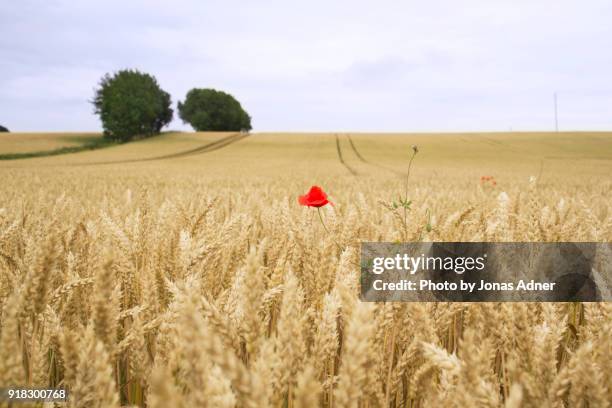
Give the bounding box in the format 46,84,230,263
316,207,330,234
403,149,418,240
404,150,417,203
316,207,346,253
315,207,362,269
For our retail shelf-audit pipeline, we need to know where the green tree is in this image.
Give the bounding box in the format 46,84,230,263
0,125,8,132
92,69,173,141
178,88,252,131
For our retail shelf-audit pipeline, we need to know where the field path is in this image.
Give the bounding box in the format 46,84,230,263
345,133,403,176
82,132,247,165
335,133,358,175
346,134,368,163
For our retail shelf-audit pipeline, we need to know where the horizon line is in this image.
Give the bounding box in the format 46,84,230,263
4,129,612,135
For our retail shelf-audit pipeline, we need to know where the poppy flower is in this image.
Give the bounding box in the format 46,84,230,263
298,186,333,207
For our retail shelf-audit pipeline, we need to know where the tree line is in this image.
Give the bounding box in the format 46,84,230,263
92,69,252,142
2,69,252,140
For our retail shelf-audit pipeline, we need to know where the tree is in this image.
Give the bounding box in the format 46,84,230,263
178,88,252,131
0,125,8,132
92,69,173,142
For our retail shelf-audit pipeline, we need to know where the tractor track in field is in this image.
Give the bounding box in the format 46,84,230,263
335,134,358,175
79,132,248,166
346,133,369,164
345,133,403,176
150,132,248,160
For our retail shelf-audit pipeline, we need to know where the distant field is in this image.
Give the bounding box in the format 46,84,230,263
0,132,102,154
2,131,611,179
0,131,610,407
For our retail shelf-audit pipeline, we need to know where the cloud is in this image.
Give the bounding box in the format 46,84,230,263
1,0,611,131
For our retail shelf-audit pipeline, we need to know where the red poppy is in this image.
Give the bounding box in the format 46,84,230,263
298,186,333,207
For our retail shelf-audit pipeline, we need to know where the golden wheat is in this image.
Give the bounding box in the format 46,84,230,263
0,132,610,407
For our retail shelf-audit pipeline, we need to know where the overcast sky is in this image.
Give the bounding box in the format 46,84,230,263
1,0,612,132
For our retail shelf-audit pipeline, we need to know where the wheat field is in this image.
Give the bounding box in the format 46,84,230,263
0,133,102,155
0,132,611,407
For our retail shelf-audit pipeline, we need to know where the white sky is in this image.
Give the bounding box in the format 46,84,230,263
1,0,612,132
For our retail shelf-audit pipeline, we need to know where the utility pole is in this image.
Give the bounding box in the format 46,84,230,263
554,92,559,132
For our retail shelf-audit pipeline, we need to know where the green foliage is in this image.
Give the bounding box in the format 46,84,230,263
391,197,412,210
92,69,173,141
178,88,252,131
0,125,8,132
